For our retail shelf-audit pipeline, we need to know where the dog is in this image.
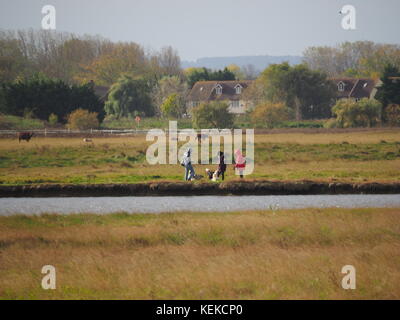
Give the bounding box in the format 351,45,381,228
205,168,219,182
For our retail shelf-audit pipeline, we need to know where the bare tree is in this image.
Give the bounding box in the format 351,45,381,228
156,46,182,77
241,64,259,80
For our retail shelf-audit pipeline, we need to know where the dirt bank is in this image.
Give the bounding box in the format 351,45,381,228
0,180,399,197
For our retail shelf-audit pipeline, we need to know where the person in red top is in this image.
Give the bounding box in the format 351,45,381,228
234,149,246,179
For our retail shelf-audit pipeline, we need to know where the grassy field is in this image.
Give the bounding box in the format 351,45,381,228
0,207,399,299
0,129,399,185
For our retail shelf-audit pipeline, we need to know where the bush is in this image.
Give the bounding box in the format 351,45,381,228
324,118,338,129
250,102,291,128
0,115,45,130
192,101,234,129
280,120,324,128
67,109,99,130
48,113,58,126
332,98,382,128
160,93,185,119
385,104,400,126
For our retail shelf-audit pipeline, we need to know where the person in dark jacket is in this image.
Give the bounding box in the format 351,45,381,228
216,151,226,180
205,152,227,181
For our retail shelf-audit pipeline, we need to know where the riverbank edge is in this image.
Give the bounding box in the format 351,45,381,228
1,180,400,197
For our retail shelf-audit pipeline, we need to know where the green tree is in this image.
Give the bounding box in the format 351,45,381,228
192,101,234,129
227,64,245,80
184,67,210,88
1,73,104,122
104,75,154,118
258,63,336,120
184,67,236,88
151,75,188,116
332,98,382,128
384,104,400,126
160,93,185,118
375,64,400,122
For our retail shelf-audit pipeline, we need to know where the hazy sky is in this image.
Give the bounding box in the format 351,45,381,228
0,0,399,61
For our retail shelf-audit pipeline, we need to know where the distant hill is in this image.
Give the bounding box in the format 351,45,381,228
181,55,303,71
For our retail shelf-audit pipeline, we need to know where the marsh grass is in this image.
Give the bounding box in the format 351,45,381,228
0,207,400,299
0,130,399,185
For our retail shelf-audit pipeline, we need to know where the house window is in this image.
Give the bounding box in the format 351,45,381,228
215,84,222,95
338,82,345,92
235,84,242,94
231,100,240,108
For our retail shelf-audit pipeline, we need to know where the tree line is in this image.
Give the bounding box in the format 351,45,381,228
0,29,399,128
303,41,400,78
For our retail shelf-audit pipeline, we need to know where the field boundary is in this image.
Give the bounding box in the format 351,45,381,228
1,127,399,138
1,180,400,197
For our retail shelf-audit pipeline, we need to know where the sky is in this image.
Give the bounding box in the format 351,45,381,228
0,0,399,61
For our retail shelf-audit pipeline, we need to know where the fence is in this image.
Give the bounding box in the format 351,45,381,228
0,128,150,138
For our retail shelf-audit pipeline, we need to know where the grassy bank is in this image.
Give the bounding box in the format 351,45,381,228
0,207,399,299
0,129,399,185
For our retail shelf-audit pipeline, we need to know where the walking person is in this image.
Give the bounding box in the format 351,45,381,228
181,147,196,181
216,151,227,181
233,149,246,179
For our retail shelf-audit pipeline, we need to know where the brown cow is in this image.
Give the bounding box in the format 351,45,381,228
17,132,34,143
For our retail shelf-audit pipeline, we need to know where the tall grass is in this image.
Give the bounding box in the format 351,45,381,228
0,208,399,299
0,130,399,185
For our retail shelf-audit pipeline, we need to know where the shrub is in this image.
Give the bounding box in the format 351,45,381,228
250,102,291,128
385,104,400,126
332,98,382,128
192,101,234,129
324,118,338,129
67,109,99,130
0,115,45,130
281,121,324,128
48,113,58,126
160,93,185,119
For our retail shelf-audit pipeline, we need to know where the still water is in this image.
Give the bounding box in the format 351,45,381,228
0,194,399,215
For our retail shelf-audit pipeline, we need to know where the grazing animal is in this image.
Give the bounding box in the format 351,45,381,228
18,132,34,143
83,138,93,143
